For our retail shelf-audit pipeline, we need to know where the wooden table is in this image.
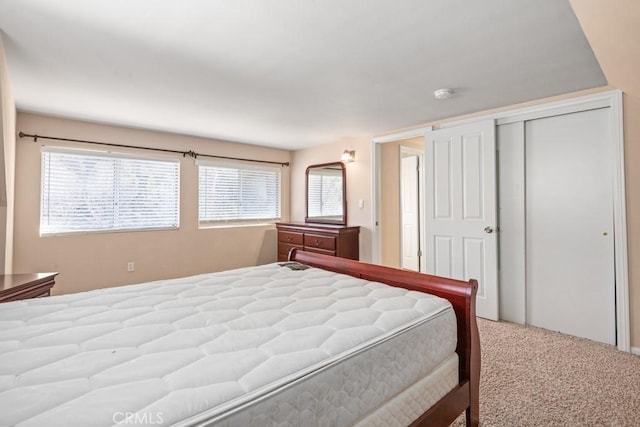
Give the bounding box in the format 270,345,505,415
0,273,59,303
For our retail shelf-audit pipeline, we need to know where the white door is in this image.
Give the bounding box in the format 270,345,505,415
425,120,499,320
401,155,420,271
525,108,615,344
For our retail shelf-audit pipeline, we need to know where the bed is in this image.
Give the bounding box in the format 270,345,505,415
0,249,479,426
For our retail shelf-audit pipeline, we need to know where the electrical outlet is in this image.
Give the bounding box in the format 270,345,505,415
127,261,135,272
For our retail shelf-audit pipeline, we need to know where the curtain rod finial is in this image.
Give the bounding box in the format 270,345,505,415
17,131,37,142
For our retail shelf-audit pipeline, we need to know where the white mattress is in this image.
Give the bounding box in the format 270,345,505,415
0,262,457,426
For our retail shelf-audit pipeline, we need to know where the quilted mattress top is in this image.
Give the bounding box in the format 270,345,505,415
0,262,453,426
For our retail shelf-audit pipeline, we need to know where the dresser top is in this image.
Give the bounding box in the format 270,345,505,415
0,273,59,292
276,222,360,232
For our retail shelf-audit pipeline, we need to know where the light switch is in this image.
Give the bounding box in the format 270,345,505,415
358,199,365,209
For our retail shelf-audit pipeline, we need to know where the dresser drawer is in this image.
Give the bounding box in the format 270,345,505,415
278,243,303,260
304,234,336,251
279,231,304,245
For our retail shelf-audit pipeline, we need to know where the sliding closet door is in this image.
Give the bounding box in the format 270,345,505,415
525,108,615,345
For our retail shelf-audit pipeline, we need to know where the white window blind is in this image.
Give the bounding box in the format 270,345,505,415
307,168,343,218
198,162,281,224
40,147,180,234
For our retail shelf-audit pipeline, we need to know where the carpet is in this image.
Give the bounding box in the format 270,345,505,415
452,319,640,426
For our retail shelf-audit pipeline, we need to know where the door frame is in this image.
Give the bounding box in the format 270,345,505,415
371,90,629,352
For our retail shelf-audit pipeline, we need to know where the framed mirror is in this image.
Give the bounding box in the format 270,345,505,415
305,162,346,225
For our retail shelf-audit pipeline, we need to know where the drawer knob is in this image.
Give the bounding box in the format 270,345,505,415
315,239,321,245
287,236,292,241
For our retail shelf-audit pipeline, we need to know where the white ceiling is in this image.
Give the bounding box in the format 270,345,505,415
0,0,605,150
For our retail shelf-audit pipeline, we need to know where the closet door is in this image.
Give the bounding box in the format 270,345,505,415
525,108,615,345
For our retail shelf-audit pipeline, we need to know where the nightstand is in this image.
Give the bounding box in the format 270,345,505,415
0,273,59,303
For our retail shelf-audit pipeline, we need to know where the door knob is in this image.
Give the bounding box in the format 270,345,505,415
484,226,494,234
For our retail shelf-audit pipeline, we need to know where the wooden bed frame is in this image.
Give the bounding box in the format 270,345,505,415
289,249,480,427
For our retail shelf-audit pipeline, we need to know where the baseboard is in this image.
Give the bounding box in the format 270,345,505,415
632,347,640,356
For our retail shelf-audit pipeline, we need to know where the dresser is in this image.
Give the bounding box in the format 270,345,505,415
276,222,360,262
0,273,58,303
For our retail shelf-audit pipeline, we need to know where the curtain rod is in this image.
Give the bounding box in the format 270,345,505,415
18,132,290,167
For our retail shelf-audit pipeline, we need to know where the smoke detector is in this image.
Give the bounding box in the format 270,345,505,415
433,88,454,100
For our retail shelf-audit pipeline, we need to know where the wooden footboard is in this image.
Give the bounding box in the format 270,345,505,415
289,249,480,427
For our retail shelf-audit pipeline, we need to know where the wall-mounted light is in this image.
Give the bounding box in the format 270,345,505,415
341,149,355,163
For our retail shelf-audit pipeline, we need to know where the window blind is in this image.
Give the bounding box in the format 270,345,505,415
40,147,180,234
198,162,281,224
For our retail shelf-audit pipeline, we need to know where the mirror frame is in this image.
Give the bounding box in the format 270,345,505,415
305,162,347,225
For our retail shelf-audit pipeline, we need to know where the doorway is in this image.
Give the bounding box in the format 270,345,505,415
377,137,424,270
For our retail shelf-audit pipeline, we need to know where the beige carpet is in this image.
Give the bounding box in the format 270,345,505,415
452,319,640,426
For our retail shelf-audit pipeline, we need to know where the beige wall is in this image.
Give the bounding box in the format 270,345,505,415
0,34,16,274
379,142,400,268
569,0,640,349
14,113,290,295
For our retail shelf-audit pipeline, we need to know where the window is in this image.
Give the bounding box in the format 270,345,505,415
40,147,180,234
198,162,281,224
